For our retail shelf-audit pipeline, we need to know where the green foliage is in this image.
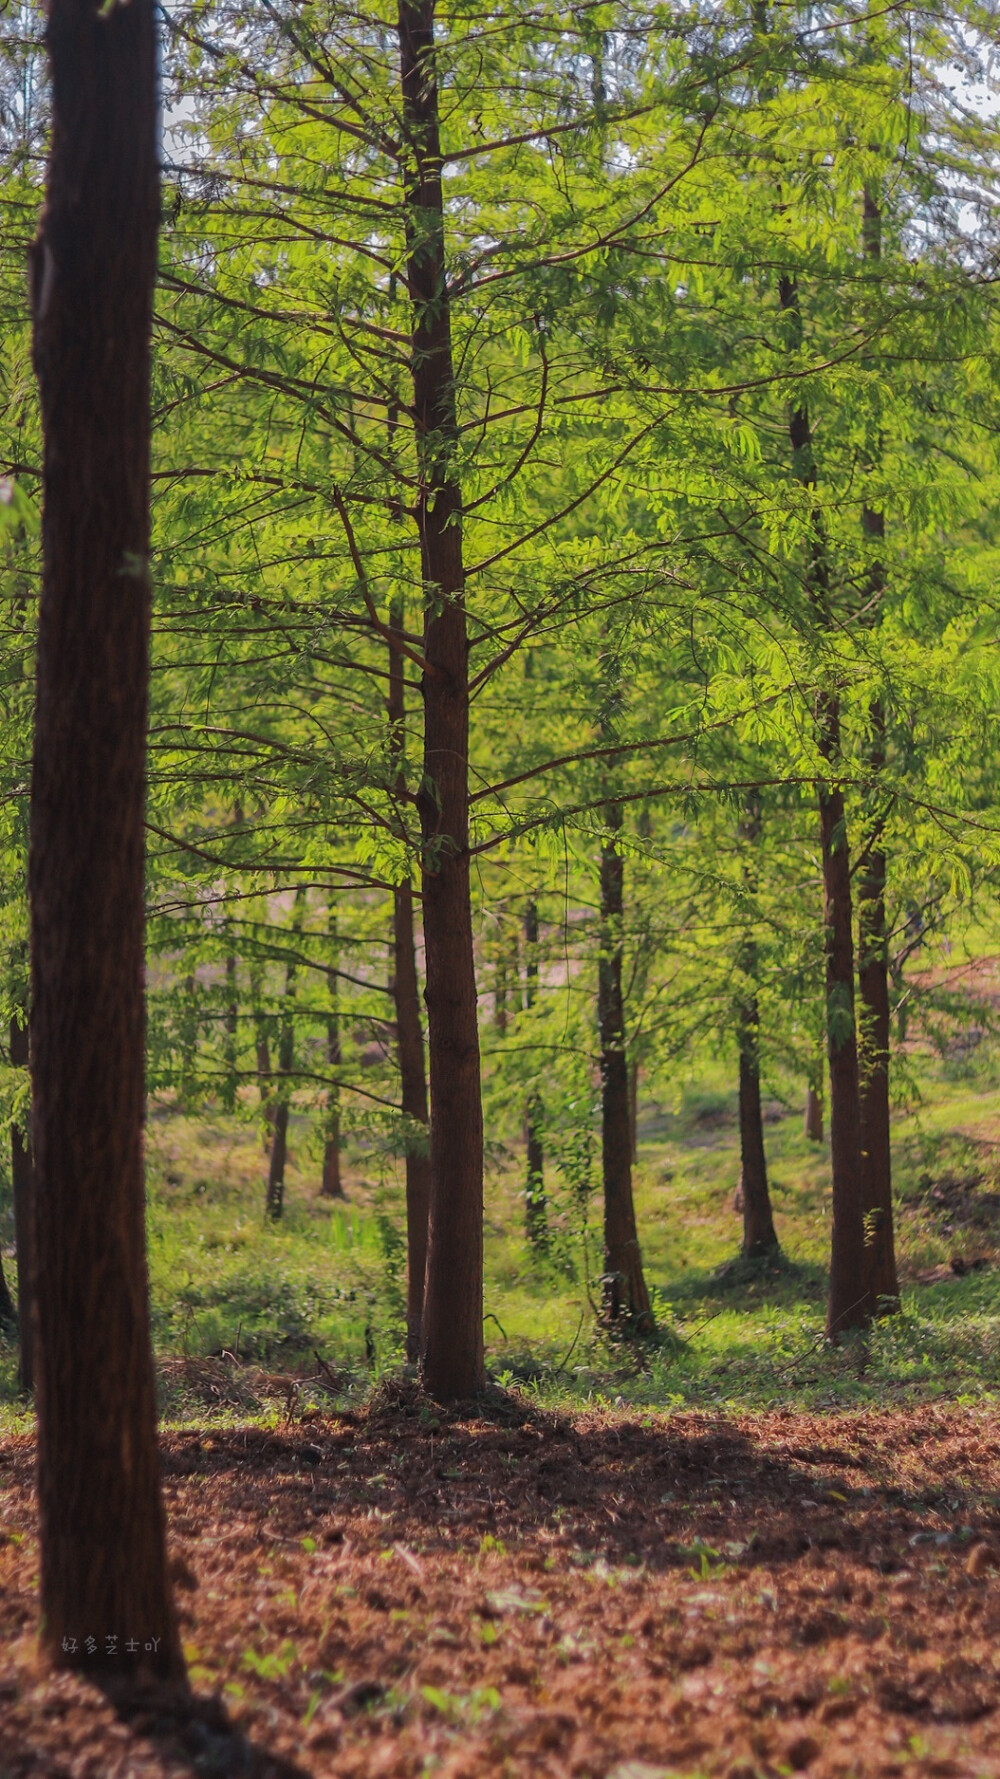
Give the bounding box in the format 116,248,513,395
3,0,1000,1402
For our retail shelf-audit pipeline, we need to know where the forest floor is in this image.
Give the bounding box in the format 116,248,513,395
4,973,1000,1772
4,1391,1000,1777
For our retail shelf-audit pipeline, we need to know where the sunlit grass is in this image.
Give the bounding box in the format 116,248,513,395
2,1042,1000,1429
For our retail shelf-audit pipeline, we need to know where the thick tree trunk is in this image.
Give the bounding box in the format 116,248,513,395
737,990,778,1256
599,805,653,1330
321,910,345,1201
10,1015,35,1393
387,598,430,1358
523,899,546,1248
399,0,484,1399
28,0,182,1681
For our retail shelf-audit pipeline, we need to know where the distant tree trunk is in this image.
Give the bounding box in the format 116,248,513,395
265,892,304,1221
735,795,778,1258
10,1015,34,1392
780,272,868,1339
858,782,899,1310
399,0,484,1399
628,1058,639,1166
818,732,869,1335
0,1241,14,1332
599,801,653,1331
737,991,778,1257
321,909,345,1201
494,909,508,1037
250,960,275,1147
523,899,546,1248
222,949,238,1113
857,188,899,1316
804,1074,824,1142
388,597,430,1359
178,970,197,1103
28,0,183,1680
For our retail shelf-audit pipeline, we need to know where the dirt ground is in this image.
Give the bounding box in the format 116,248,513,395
4,1390,1000,1778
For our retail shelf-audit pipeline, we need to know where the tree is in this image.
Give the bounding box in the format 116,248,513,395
28,0,183,1679
523,899,547,1248
597,647,653,1332
398,0,484,1398
10,1011,34,1391
735,798,779,1258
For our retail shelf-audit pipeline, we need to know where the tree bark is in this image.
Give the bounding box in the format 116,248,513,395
10,1014,35,1393
399,0,484,1399
599,802,653,1330
523,899,546,1248
780,273,868,1338
28,0,183,1681
388,599,430,1359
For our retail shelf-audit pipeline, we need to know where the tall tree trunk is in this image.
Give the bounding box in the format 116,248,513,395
10,1014,35,1392
399,0,484,1399
780,273,868,1338
599,802,653,1330
265,893,304,1221
388,597,431,1359
856,189,899,1314
735,795,779,1257
523,899,547,1248
320,908,345,1200
28,0,183,1680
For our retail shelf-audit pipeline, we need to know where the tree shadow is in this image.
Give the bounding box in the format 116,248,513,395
657,1251,827,1312
157,1399,996,1581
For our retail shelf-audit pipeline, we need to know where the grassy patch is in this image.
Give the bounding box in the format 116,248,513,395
1,1045,1000,1429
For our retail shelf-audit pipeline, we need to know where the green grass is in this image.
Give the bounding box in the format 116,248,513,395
3,1039,1000,1427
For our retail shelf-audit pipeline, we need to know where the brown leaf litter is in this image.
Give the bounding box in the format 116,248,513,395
4,1391,1000,1777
